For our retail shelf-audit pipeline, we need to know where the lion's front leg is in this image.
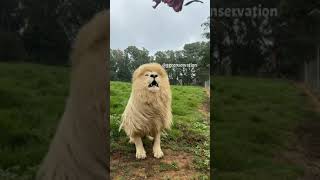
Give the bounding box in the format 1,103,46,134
153,132,164,158
131,136,146,159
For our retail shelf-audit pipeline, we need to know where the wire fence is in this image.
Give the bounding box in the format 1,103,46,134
303,47,320,94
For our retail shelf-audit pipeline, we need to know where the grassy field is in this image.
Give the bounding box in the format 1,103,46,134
2,62,319,179
0,62,69,179
0,62,210,179
110,81,210,179
213,76,320,180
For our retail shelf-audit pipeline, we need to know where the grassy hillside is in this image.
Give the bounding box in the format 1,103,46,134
0,63,69,179
213,76,320,180
110,81,210,179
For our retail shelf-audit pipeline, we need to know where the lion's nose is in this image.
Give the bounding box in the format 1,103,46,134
150,74,158,78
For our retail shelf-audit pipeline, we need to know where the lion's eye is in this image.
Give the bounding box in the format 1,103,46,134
145,74,149,76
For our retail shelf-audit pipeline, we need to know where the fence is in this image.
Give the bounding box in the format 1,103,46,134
204,79,210,90
303,46,320,94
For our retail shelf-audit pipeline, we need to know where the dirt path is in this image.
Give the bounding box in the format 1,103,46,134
283,83,320,179
111,149,203,180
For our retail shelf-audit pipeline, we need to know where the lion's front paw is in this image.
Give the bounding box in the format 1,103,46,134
153,148,164,159
136,149,147,159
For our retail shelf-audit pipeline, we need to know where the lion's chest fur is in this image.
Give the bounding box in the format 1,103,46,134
120,90,172,137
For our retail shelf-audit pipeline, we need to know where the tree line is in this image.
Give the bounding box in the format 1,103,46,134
111,41,210,86
110,15,210,86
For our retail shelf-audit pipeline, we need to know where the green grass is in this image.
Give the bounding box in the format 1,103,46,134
5,63,314,179
2,62,316,179
159,162,179,172
212,76,318,180
0,62,210,178
110,81,210,173
0,62,69,179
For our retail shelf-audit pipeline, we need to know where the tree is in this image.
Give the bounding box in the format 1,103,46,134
113,49,131,82
124,46,151,73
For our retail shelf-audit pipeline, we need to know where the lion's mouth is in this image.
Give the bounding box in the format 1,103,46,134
148,80,159,88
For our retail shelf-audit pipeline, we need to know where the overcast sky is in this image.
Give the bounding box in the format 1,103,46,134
110,0,210,55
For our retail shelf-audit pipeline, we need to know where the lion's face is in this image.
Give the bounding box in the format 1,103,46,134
145,71,161,92
132,63,169,93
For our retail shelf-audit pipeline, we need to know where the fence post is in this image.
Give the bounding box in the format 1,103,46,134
316,43,320,91
304,61,307,83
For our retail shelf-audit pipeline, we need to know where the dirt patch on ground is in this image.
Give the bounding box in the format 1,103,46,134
111,149,203,180
282,83,320,179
